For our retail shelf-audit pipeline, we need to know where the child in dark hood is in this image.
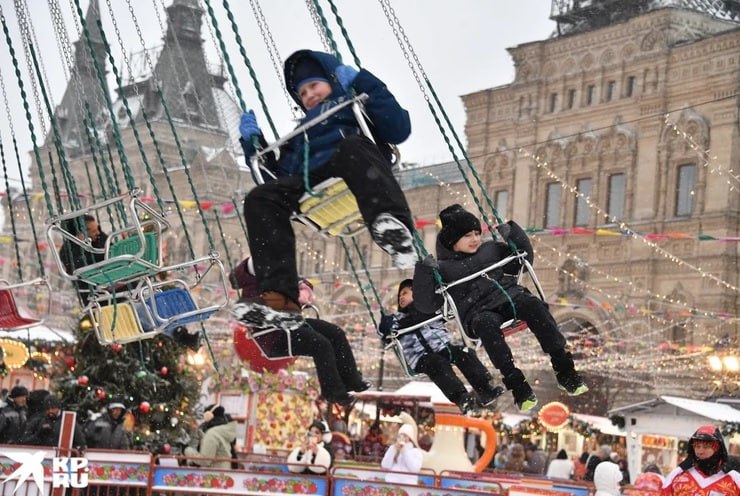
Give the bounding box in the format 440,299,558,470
234,49,416,331
379,279,503,415
662,425,739,495
412,204,587,412
229,257,370,406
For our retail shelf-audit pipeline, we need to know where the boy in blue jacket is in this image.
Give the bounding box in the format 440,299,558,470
412,204,588,412
380,279,504,415
234,49,416,330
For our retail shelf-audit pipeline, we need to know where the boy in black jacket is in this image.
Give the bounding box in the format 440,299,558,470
379,280,504,415
413,204,587,412
234,49,416,331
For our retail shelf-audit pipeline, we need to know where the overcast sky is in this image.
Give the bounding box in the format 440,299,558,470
0,0,556,188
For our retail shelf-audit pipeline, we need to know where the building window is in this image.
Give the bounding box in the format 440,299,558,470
606,80,616,101
298,251,306,276
675,164,696,216
549,93,558,113
566,89,576,109
518,96,525,118
495,190,509,220
625,76,636,97
545,182,561,228
607,173,625,221
586,84,595,105
574,178,592,226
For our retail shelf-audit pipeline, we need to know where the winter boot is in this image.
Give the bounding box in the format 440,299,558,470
556,370,589,396
502,369,537,412
370,213,418,269
457,393,483,417
171,326,201,352
478,385,506,408
511,382,538,412
347,379,373,393
231,291,304,331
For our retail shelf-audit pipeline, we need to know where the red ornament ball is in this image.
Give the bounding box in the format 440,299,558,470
95,389,106,400
139,401,151,414
65,357,75,368
162,443,171,454
77,375,89,386
160,366,168,377
110,343,122,353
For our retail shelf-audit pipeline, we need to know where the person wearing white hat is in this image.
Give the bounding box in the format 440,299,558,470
381,423,424,485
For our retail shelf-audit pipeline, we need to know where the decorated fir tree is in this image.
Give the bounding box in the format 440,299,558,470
53,317,200,454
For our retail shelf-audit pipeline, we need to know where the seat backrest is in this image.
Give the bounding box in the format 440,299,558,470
109,232,158,264
97,303,144,341
0,289,19,317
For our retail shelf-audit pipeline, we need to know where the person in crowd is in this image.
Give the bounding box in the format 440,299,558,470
0,386,29,444
493,444,509,470
233,49,416,331
230,257,370,406
362,422,387,460
643,453,662,476
573,451,590,480
662,425,739,496
22,395,86,450
184,404,238,469
381,423,424,485
85,398,132,450
523,443,548,474
611,450,631,484
594,461,624,496
412,204,587,412
59,215,108,305
584,445,612,481
547,449,575,479
286,420,334,474
505,443,528,472
633,462,664,494
379,279,504,415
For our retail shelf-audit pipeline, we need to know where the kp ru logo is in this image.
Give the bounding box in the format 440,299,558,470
52,457,89,488
1,450,88,491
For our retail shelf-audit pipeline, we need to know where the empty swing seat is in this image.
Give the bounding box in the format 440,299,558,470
94,302,149,344
139,287,218,333
295,178,365,237
0,289,41,330
78,232,159,286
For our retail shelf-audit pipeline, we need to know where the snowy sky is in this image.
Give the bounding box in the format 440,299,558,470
0,0,556,188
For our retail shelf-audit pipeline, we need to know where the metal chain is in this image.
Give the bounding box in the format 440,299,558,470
248,0,298,118
13,0,48,138
304,0,332,52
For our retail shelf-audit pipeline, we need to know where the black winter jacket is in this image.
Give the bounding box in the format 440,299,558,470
0,401,28,444
413,221,533,328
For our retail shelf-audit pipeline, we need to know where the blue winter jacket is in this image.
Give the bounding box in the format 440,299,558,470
241,50,411,177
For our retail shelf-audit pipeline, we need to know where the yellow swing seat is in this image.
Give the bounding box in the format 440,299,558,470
250,94,388,239
89,298,152,345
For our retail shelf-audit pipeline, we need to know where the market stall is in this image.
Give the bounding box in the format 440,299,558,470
608,395,740,478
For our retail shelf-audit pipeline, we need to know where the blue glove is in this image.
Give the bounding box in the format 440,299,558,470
334,65,359,91
239,110,260,140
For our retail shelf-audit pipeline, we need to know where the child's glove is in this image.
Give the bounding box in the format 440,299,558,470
239,110,260,140
421,254,439,270
496,223,511,242
378,313,398,336
335,65,359,91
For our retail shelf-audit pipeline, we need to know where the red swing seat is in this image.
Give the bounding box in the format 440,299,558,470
503,319,529,337
232,321,296,373
0,289,41,330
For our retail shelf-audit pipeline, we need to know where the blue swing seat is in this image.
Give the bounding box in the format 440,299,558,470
137,287,217,333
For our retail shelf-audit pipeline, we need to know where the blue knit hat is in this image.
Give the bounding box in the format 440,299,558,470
290,56,328,93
